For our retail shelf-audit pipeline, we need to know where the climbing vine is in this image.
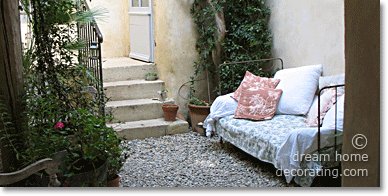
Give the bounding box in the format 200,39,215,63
191,0,272,96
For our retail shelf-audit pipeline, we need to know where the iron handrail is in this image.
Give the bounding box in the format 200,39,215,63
82,0,103,43
78,0,105,115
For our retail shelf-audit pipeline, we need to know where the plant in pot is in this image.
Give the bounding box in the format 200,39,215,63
159,89,179,121
185,0,227,135
188,97,210,136
162,104,179,121
177,75,211,135
157,88,168,102
106,121,124,187
185,78,211,135
59,109,122,187
145,72,158,81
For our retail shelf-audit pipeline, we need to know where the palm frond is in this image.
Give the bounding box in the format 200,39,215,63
72,7,108,24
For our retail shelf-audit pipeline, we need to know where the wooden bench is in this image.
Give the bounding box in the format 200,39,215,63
0,158,61,187
0,151,67,187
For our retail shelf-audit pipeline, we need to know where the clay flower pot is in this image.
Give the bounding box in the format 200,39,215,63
107,174,120,187
188,104,210,135
162,104,179,121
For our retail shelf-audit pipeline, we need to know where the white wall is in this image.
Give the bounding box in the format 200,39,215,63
267,0,345,76
88,0,130,57
153,0,203,117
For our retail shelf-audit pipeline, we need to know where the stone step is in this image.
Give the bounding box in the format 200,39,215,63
104,79,164,101
108,118,189,140
102,58,156,82
105,99,173,123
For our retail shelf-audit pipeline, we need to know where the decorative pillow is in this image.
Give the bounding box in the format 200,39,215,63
234,87,283,121
319,74,345,96
233,71,280,101
274,64,322,115
319,73,345,90
305,88,337,127
322,94,345,130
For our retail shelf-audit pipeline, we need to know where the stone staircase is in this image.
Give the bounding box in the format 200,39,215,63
103,57,189,140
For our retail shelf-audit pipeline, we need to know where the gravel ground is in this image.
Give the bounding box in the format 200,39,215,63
119,131,296,188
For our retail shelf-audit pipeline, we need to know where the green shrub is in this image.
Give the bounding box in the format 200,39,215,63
191,0,272,96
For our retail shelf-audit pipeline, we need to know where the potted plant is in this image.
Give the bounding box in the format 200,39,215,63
188,97,210,135
58,109,122,187
178,77,211,135
20,107,123,187
157,88,168,102
185,0,226,135
162,104,179,121
106,141,124,187
145,72,158,81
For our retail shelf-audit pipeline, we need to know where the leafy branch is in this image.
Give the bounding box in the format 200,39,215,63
190,0,272,96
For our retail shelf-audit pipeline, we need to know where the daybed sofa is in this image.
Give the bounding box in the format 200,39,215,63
204,58,345,186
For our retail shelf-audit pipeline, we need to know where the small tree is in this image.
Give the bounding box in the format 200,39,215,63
191,0,272,96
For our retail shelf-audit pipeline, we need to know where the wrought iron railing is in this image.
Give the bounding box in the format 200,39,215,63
77,0,105,115
318,84,345,154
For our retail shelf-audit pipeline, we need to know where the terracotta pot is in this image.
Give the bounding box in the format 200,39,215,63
107,174,120,187
188,104,210,135
162,104,179,121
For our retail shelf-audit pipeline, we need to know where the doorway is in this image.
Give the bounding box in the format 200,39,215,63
128,0,154,62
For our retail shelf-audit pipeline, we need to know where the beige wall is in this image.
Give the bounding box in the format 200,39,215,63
88,0,130,57
342,0,380,187
88,0,204,116
88,0,348,117
153,0,205,116
267,0,345,76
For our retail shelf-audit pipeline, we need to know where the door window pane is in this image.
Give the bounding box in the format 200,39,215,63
132,0,139,7
141,0,149,7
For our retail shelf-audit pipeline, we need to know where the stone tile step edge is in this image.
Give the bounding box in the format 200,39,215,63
102,57,153,68
107,118,189,140
103,79,164,88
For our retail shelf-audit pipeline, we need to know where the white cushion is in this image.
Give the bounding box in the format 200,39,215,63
322,94,345,130
319,73,345,90
274,64,322,115
318,74,345,98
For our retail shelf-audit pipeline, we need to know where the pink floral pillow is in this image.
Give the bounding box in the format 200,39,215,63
305,88,337,126
234,87,283,121
233,71,280,101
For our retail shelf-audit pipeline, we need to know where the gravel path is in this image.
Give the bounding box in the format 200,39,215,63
119,131,295,188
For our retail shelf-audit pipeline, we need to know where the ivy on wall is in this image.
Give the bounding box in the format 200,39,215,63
191,0,272,95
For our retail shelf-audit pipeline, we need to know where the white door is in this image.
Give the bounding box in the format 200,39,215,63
129,0,154,62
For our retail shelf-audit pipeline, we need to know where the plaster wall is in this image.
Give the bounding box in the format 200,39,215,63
267,0,345,76
88,0,203,116
88,0,130,57
153,0,204,116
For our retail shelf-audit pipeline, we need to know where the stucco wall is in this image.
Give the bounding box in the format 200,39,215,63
153,0,205,116
88,0,130,57
88,0,204,116
267,0,345,76
342,0,380,187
